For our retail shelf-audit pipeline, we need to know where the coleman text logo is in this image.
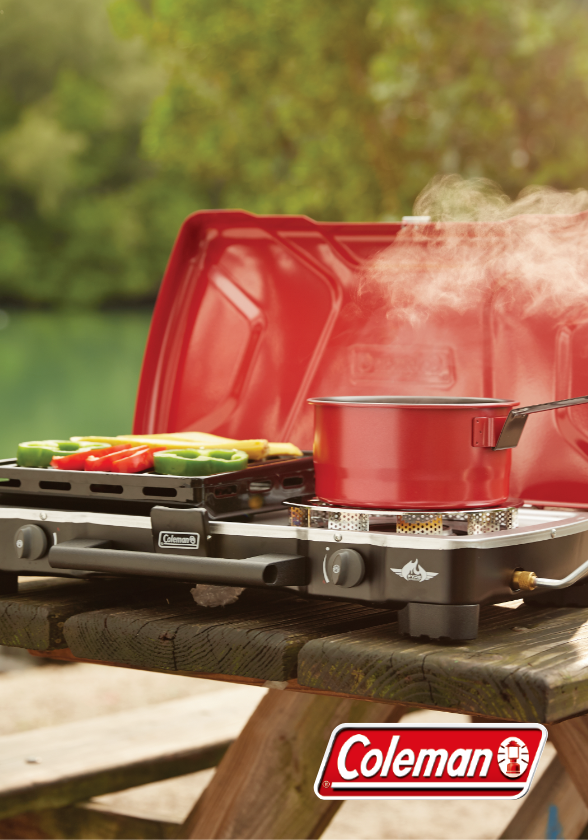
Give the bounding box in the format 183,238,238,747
158,531,200,549
315,724,546,800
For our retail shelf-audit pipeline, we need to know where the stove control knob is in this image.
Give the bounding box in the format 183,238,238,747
327,549,364,588
15,525,48,561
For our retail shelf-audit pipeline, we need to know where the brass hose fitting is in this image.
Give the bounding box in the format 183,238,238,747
512,570,537,591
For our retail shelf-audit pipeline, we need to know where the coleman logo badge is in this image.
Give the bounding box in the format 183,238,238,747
315,724,547,800
497,737,529,778
158,531,200,549
391,559,438,582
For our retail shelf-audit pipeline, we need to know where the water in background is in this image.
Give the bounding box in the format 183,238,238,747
0,309,152,458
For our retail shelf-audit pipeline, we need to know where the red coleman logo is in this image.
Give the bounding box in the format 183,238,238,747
315,724,546,800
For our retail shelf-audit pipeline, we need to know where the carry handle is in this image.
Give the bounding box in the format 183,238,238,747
48,538,309,587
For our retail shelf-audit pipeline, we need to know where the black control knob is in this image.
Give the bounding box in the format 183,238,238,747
15,525,48,561
327,548,365,588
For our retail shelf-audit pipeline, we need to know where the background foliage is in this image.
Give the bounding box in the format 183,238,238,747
112,0,588,219
3,0,588,304
0,0,198,305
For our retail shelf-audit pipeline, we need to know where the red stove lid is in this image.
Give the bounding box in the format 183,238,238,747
134,209,588,509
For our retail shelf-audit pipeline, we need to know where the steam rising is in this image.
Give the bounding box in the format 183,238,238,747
360,175,588,324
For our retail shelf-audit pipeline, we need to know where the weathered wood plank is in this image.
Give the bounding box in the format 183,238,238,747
180,688,404,839
0,802,179,840
33,648,519,718
297,602,588,722
0,685,261,820
500,754,588,840
11,580,588,722
63,588,394,682
0,578,194,651
548,715,588,809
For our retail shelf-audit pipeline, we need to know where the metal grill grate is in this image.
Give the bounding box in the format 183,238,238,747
396,514,444,534
327,511,370,532
467,508,518,535
289,506,309,527
286,499,520,535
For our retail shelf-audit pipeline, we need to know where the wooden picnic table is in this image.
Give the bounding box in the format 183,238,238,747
1,574,588,838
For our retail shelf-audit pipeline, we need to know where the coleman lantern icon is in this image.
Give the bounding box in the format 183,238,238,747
498,737,529,778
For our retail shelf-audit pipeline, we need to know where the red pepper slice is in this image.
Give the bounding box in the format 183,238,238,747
51,444,128,471
111,446,165,473
85,445,166,473
84,445,137,471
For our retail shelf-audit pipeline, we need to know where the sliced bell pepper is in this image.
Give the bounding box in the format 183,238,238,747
153,448,249,477
17,440,106,468
85,445,138,471
72,434,269,460
51,444,125,471
110,445,166,473
84,445,166,473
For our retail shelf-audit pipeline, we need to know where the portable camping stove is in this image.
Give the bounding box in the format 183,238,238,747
1,460,588,641
4,209,588,642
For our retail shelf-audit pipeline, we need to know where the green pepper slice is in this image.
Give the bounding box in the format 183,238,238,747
16,440,109,468
153,448,249,476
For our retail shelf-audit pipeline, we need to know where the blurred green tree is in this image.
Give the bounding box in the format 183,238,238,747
3,0,588,305
0,0,200,305
111,0,588,222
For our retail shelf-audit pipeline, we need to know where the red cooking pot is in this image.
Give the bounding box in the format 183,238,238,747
308,395,588,510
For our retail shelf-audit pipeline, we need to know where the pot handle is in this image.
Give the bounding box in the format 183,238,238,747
494,395,588,450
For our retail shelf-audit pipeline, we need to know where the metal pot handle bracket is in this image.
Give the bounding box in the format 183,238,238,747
494,394,588,450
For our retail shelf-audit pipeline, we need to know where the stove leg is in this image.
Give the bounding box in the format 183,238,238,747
0,572,18,596
397,602,479,641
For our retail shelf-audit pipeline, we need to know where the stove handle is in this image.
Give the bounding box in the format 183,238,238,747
494,394,588,450
48,538,310,588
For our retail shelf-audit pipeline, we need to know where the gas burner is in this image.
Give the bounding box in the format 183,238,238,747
286,498,522,535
